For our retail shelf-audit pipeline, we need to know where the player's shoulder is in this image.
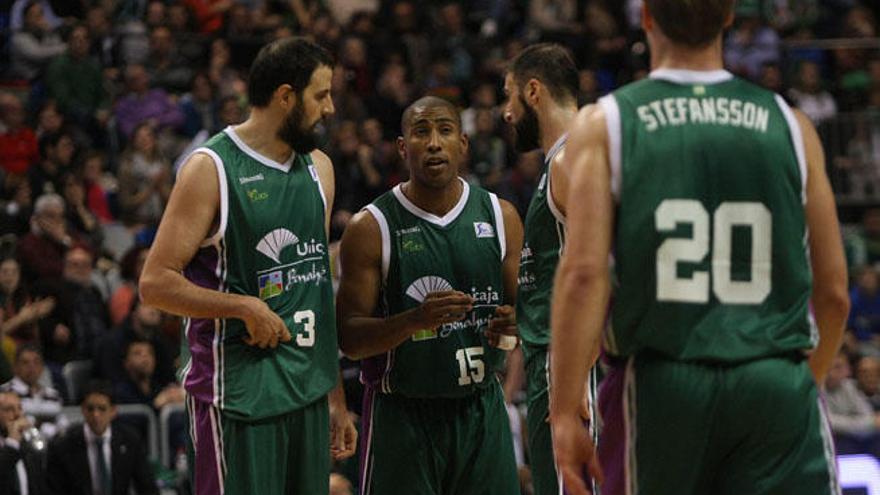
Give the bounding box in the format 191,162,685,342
342,207,383,251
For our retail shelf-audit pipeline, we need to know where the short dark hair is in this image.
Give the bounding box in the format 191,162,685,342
14,343,41,364
508,43,578,105
247,37,335,108
400,96,461,134
645,0,735,47
81,380,114,405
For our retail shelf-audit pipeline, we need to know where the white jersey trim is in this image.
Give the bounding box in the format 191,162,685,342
392,178,470,227
308,162,328,212
185,148,229,249
599,95,623,202
489,193,507,261
649,68,734,85
224,126,295,172
774,95,808,204
545,158,567,226
363,205,391,283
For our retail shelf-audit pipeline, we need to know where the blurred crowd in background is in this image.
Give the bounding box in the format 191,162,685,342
1,0,880,493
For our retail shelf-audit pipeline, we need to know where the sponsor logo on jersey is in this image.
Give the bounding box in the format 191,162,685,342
404,276,499,341
474,222,495,238
238,174,264,184
255,228,328,300
247,189,269,202
395,226,422,236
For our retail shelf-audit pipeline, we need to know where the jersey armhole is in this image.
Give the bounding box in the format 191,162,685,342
306,153,329,212
489,193,507,261
363,204,391,284
774,94,808,204
598,94,622,203
545,159,567,226
181,147,228,248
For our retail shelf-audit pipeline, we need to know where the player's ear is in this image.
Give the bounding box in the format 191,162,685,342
274,84,295,110
526,79,540,106
641,2,653,32
459,131,469,154
397,136,408,161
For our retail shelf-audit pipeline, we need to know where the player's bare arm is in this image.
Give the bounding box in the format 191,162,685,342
139,152,291,349
797,109,850,384
486,199,524,349
549,104,611,495
336,210,473,360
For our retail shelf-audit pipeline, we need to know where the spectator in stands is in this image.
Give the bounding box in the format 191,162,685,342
80,151,114,224
117,123,172,227
17,193,79,282
85,5,119,69
60,173,101,246
845,208,880,270
184,0,232,35
0,345,62,434
0,176,33,236
217,94,245,129
9,0,61,32
857,354,880,411
0,93,39,176
30,130,76,197
112,339,182,411
114,64,185,140
179,72,219,138
145,25,194,94
0,258,55,349
724,7,780,81
469,108,507,189
758,62,786,96
497,150,542,217
9,0,66,81
59,245,109,359
0,391,44,495
207,38,246,98
367,61,413,137
46,381,158,495
849,265,880,343
577,68,600,105
788,60,838,126
96,299,175,386
461,81,499,137
46,23,110,139
109,246,148,326
34,101,64,140
826,351,880,456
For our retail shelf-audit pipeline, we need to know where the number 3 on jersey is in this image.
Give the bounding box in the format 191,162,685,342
293,310,315,347
656,200,771,304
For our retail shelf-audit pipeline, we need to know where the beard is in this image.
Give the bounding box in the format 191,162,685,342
513,96,541,153
277,98,322,154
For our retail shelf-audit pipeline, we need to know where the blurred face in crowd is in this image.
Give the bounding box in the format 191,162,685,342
361,119,383,147
83,155,104,183
399,102,467,190
0,392,23,434
826,354,851,390
146,0,165,27
149,26,173,58
134,302,162,335
502,73,541,153
0,94,24,129
38,104,63,134
168,4,191,32
63,247,94,287
23,2,48,33
798,62,821,93
124,342,156,381
857,267,879,295
0,259,20,295
336,121,360,155
14,350,44,388
132,125,157,155
475,109,496,136
82,392,115,436
220,98,243,126
277,65,334,154
69,25,91,60
126,65,151,94
50,135,76,167
34,201,65,236
86,7,109,37
858,356,880,396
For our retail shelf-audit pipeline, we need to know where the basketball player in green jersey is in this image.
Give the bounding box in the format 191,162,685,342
502,43,594,495
140,38,357,495
337,96,524,495
550,1,850,494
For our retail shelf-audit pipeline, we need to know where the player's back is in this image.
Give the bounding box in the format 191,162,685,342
602,69,814,363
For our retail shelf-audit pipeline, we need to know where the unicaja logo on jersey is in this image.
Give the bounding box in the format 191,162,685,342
406,276,453,341
255,228,328,300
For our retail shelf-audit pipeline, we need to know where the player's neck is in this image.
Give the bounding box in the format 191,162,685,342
401,178,464,217
651,37,725,73
233,113,294,164
539,104,578,156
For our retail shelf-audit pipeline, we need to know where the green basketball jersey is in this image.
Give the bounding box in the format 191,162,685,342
517,137,567,347
361,179,508,398
180,126,337,420
601,69,815,363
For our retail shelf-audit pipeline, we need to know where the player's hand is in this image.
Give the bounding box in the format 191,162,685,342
486,304,517,349
551,414,603,495
410,291,473,332
241,297,291,349
329,406,358,461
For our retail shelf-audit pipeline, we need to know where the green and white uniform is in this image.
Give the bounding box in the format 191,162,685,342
596,69,838,495
359,179,520,494
181,126,337,495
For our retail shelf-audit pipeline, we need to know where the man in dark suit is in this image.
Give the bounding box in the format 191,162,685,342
46,381,157,495
0,390,45,495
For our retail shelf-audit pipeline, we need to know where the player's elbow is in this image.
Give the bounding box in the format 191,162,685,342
138,269,163,307
814,283,850,322
557,257,609,289
337,325,366,360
